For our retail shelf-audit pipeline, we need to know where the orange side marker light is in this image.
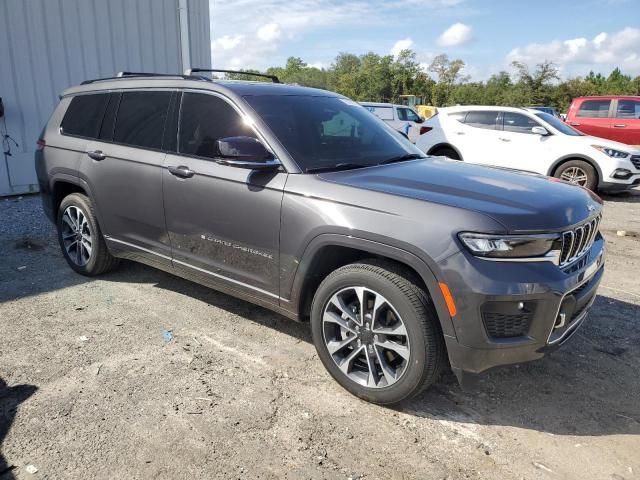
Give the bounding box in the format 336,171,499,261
438,282,457,317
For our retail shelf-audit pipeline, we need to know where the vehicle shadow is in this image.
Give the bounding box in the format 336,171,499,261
112,263,640,437
0,379,37,480
600,188,640,203
401,295,640,437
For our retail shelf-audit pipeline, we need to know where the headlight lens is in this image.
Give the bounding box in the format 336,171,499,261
458,233,560,259
591,145,629,158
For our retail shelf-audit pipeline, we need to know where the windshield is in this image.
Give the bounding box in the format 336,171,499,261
534,112,583,136
244,95,424,172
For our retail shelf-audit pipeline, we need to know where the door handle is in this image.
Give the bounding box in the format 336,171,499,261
498,138,511,142
569,122,581,126
613,124,626,128
454,131,465,135
86,150,106,161
168,165,195,178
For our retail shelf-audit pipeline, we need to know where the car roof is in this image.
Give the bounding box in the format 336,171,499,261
62,77,341,99
359,102,409,108
438,105,530,113
573,95,640,100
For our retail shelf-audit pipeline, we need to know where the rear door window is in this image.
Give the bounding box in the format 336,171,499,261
113,91,172,149
178,92,256,159
397,108,421,122
577,99,611,118
615,99,640,119
61,93,110,138
503,112,540,134
464,111,499,130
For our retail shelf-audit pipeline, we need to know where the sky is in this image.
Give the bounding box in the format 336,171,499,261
209,0,640,80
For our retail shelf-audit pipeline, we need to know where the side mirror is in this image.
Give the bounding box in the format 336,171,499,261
531,126,549,136
414,117,424,124
215,136,280,170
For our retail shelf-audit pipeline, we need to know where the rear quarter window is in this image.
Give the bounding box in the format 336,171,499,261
61,93,110,138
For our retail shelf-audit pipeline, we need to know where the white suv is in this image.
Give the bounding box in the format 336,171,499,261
415,105,640,192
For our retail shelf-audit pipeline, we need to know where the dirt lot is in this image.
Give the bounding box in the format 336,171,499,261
1,192,639,480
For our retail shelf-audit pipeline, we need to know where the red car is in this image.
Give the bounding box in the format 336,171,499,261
566,96,640,146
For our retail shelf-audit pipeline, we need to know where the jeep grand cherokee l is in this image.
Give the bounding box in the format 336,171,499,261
35,71,605,405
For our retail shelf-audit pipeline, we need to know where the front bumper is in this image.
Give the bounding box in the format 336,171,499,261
438,235,605,381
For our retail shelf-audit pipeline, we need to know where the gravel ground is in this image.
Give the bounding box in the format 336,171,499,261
1,192,639,480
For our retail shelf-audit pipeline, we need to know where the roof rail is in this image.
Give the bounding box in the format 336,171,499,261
80,71,212,85
185,68,280,83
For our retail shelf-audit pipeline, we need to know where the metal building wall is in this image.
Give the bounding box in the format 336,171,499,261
0,0,211,196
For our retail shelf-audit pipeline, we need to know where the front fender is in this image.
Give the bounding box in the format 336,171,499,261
285,232,457,338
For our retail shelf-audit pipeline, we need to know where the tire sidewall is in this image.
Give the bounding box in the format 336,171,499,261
311,268,429,405
57,194,102,275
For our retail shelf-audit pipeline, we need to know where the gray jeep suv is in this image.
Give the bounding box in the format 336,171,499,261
36,71,605,405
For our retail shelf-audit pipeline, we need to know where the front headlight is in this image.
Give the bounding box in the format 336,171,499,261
591,145,629,158
458,233,561,259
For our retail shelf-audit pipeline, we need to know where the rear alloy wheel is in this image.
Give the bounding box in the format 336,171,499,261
311,260,445,405
554,160,597,191
57,193,119,276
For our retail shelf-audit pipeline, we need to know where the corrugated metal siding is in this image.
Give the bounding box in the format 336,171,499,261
0,0,210,196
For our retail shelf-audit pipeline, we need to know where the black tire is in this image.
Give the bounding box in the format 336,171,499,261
431,147,460,160
57,193,119,276
310,259,445,405
554,160,597,191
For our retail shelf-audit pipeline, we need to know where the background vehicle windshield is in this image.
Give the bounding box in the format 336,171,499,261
244,95,424,172
534,112,584,136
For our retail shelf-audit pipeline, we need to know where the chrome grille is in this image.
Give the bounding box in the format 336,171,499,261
631,155,640,170
559,215,601,266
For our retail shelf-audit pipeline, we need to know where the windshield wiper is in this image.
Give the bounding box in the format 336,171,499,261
305,162,370,173
378,153,426,165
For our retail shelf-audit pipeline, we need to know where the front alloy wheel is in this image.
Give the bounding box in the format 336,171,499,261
560,166,588,186
311,260,445,405
322,287,411,388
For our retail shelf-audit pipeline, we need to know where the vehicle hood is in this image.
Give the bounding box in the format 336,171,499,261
319,158,602,232
572,134,640,154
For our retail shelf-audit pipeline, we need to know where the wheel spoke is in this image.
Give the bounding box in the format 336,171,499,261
353,287,366,325
323,311,356,334
65,239,78,254
372,322,407,337
364,347,379,387
329,293,359,324
375,339,410,360
81,239,92,257
326,334,357,355
338,345,364,375
374,344,397,385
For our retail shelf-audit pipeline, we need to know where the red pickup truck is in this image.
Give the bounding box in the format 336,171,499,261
566,96,640,146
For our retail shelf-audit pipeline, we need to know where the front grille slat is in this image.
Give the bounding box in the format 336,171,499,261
559,215,601,267
631,155,640,170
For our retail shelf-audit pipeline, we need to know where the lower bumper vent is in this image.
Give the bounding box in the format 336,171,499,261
482,311,532,339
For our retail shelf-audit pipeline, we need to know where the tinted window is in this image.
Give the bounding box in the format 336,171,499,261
615,99,640,119
465,111,499,130
245,95,423,172
61,94,110,138
503,112,540,134
179,93,256,159
113,91,172,149
577,99,611,118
